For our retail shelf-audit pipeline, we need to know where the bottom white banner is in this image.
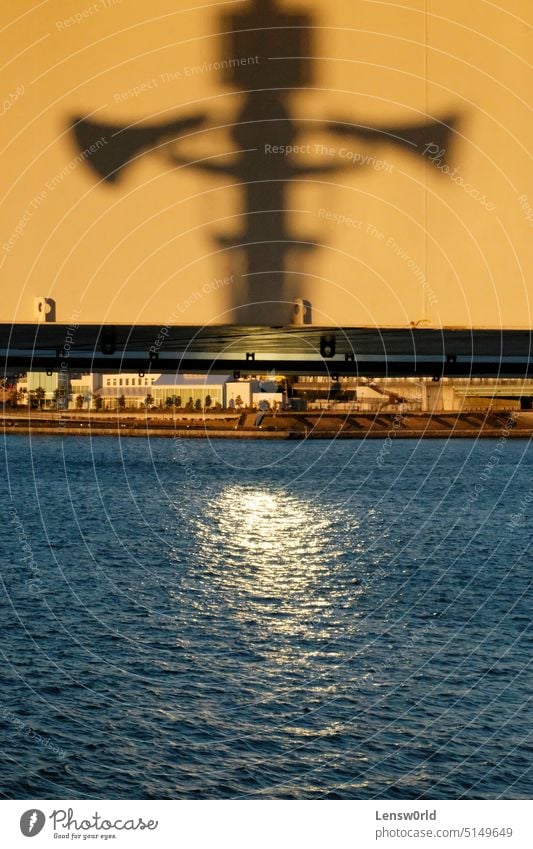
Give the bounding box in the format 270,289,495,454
1,800,530,848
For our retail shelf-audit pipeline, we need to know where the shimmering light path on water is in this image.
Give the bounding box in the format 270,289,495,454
0,435,531,799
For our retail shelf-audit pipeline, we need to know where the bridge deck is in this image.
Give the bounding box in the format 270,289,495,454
1,325,532,376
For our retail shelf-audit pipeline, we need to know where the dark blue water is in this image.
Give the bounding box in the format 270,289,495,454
1,435,531,799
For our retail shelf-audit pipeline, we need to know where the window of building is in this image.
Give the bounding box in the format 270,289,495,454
125,379,129,386
119,378,123,386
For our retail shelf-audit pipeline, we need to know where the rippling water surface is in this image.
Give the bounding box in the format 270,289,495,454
1,435,531,799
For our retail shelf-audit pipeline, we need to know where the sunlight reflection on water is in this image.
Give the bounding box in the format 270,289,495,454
1,437,530,799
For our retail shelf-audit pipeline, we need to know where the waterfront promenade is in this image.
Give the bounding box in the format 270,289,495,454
2,409,530,439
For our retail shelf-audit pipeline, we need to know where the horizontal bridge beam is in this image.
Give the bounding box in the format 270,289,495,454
3,351,533,378
1,325,532,377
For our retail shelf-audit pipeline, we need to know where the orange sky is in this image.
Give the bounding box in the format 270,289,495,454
1,0,531,328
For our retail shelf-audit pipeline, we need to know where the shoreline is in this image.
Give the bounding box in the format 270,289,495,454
2,410,532,439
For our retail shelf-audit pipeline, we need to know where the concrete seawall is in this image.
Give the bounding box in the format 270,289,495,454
2,410,532,439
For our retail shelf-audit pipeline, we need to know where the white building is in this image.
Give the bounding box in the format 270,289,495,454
17,371,287,411
225,379,284,409
96,372,229,410
16,371,69,409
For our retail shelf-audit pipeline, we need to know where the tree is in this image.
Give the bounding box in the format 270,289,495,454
165,396,174,409
194,398,202,411
204,394,212,410
117,394,126,411
32,386,45,410
93,394,103,411
235,394,243,410
55,388,69,409
185,397,194,411
75,394,84,410
175,396,182,409
144,393,154,409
